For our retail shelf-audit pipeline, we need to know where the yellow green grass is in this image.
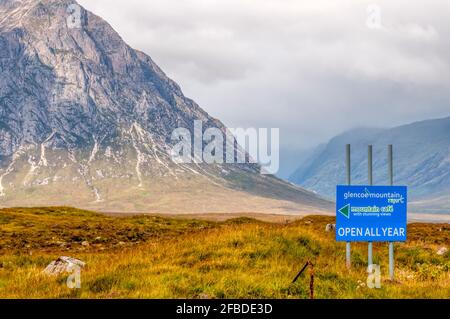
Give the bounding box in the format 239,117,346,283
0,207,449,298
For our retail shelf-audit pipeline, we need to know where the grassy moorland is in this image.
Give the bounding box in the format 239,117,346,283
0,207,448,299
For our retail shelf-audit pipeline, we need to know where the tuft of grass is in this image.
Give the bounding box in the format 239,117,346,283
87,275,120,294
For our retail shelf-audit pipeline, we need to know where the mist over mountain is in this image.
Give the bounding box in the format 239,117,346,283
289,117,450,213
0,0,332,213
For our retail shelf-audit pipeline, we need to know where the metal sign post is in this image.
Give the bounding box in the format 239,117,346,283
346,144,351,269
368,145,373,266
337,144,406,280
388,145,395,281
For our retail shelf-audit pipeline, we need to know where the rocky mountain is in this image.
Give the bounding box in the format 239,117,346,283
0,0,332,213
289,117,450,213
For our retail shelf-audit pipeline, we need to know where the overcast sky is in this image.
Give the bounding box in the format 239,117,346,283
78,0,450,173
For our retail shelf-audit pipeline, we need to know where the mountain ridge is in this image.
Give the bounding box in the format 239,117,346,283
0,0,332,213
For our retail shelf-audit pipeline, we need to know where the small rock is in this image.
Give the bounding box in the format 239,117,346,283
81,241,90,247
43,256,85,276
304,220,312,225
325,224,336,232
118,241,126,246
56,241,67,247
436,247,447,256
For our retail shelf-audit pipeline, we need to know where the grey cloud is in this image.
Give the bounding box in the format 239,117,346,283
78,0,450,153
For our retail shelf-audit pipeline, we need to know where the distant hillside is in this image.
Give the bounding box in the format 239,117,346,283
289,117,450,213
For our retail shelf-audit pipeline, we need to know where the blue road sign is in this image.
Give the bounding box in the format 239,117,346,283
336,185,407,242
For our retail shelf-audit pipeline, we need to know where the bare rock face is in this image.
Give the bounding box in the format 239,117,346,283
0,0,332,213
